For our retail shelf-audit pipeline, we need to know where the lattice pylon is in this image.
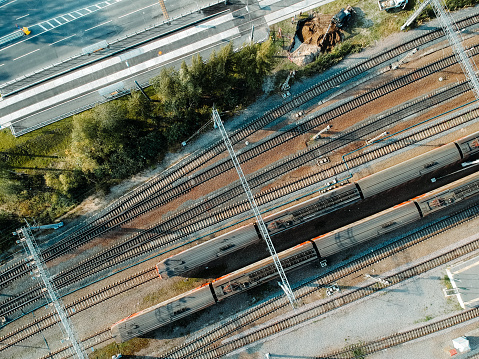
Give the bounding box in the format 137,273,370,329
212,109,296,308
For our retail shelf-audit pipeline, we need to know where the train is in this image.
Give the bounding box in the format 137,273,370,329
156,131,479,279
111,166,479,343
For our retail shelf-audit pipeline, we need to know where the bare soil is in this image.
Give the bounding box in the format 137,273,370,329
290,14,342,66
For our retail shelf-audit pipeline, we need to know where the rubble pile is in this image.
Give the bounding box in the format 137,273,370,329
290,14,342,66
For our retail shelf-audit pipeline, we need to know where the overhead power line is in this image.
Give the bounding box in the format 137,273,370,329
212,108,296,308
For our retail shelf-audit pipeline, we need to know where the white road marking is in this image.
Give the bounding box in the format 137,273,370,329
0,63,5,67
49,34,76,46
13,48,40,61
60,16,68,22
84,20,112,32
0,25,240,124
53,18,62,25
0,0,16,8
46,21,53,27
39,24,47,30
68,13,77,19
15,13,29,20
85,8,92,12
118,3,156,18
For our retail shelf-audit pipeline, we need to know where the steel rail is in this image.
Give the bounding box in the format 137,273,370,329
28,13,479,262
1,63,476,321
0,268,156,351
187,205,479,359
2,13,478,292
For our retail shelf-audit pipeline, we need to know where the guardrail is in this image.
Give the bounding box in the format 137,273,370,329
0,1,228,97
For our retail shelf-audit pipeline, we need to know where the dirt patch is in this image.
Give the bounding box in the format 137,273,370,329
299,15,340,49
290,15,342,66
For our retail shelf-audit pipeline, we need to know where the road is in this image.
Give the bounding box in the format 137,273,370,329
0,0,335,136
0,0,224,83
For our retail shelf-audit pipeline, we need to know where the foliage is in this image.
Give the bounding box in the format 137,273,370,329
89,337,150,359
442,274,453,290
0,211,22,255
0,40,276,255
352,346,365,358
446,0,479,11
1,0,477,255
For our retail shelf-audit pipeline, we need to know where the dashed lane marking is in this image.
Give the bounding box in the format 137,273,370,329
84,20,112,32
0,0,16,8
12,48,40,61
15,14,29,20
0,0,123,53
49,34,76,46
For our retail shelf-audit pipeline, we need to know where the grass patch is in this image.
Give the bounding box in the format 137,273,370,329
139,277,208,311
89,337,150,359
442,274,453,290
415,314,434,323
0,117,73,171
172,277,208,293
347,342,365,358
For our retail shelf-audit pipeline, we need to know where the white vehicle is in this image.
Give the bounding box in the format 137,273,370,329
378,0,408,11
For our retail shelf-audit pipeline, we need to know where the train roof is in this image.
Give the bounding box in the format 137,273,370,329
411,170,479,202
111,281,211,327
212,241,314,284
357,142,460,198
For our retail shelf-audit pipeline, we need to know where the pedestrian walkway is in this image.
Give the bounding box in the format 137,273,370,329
0,30,24,47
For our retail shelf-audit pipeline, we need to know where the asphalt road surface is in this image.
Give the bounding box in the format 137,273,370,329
0,0,336,135
0,0,223,82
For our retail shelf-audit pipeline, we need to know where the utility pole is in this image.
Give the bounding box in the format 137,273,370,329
15,222,87,359
158,0,170,22
409,0,479,99
212,109,296,307
430,0,479,100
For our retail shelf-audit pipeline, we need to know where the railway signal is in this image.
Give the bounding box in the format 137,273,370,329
212,108,296,308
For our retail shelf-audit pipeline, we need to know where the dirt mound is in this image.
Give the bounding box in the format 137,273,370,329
290,15,342,66
300,15,341,51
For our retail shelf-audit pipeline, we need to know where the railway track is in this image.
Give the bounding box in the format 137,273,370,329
320,307,479,358
2,11,478,293
36,328,113,359
164,203,479,359
2,58,477,321
0,268,156,351
20,194,479,359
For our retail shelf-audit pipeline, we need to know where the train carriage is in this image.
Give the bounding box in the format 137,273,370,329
413,170,479,216
211,241,317,301
112,131,479,343
111,283,214,343
313,201,420,257
454,131,479,159
263,183,361,236
356,142,461,198
157,183,360,279
156,224,259,279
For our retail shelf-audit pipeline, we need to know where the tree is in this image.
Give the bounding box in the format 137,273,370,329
127,90,151,121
